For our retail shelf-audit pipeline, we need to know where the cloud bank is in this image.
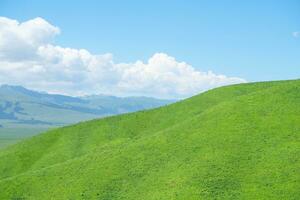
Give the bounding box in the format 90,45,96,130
0,17,246,99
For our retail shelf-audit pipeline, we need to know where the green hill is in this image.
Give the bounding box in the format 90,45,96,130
0,80,299,199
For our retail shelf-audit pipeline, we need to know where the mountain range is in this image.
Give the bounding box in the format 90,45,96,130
0,85,174,148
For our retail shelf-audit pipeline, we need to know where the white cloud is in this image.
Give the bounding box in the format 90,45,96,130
0,17,246,99
114,53,245,98
293,31,300,38
0,17,60,61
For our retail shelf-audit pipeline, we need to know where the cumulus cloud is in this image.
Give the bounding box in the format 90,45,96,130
114,54,245,98
293,31,300,38
0,17,60,61
0,17,246,99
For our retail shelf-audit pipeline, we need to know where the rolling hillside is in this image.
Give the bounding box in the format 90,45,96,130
0,85,173,148
0,80,299,199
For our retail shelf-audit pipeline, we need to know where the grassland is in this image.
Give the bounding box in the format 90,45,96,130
0,80,299,199
0,127,48,149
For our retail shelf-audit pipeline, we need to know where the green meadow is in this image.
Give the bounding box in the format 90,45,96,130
0,127,47,149
0,80,299,199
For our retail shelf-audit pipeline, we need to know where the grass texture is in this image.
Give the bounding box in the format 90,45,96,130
0,80,299,199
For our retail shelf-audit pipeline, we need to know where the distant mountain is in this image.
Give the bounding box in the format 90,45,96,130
0,85,174,127
0,85,174,147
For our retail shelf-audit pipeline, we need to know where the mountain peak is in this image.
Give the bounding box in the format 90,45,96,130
0,84,42,97
0,84,27,90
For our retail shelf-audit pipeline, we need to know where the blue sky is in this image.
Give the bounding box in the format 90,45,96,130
0,0,299,98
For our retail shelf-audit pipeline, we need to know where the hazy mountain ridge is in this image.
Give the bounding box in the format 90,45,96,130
0,84,174,127
0,85,174,148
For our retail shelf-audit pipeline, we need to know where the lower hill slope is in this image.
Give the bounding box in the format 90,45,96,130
0,80,299,199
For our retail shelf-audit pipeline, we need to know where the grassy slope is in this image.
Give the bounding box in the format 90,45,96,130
0,80,299,199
